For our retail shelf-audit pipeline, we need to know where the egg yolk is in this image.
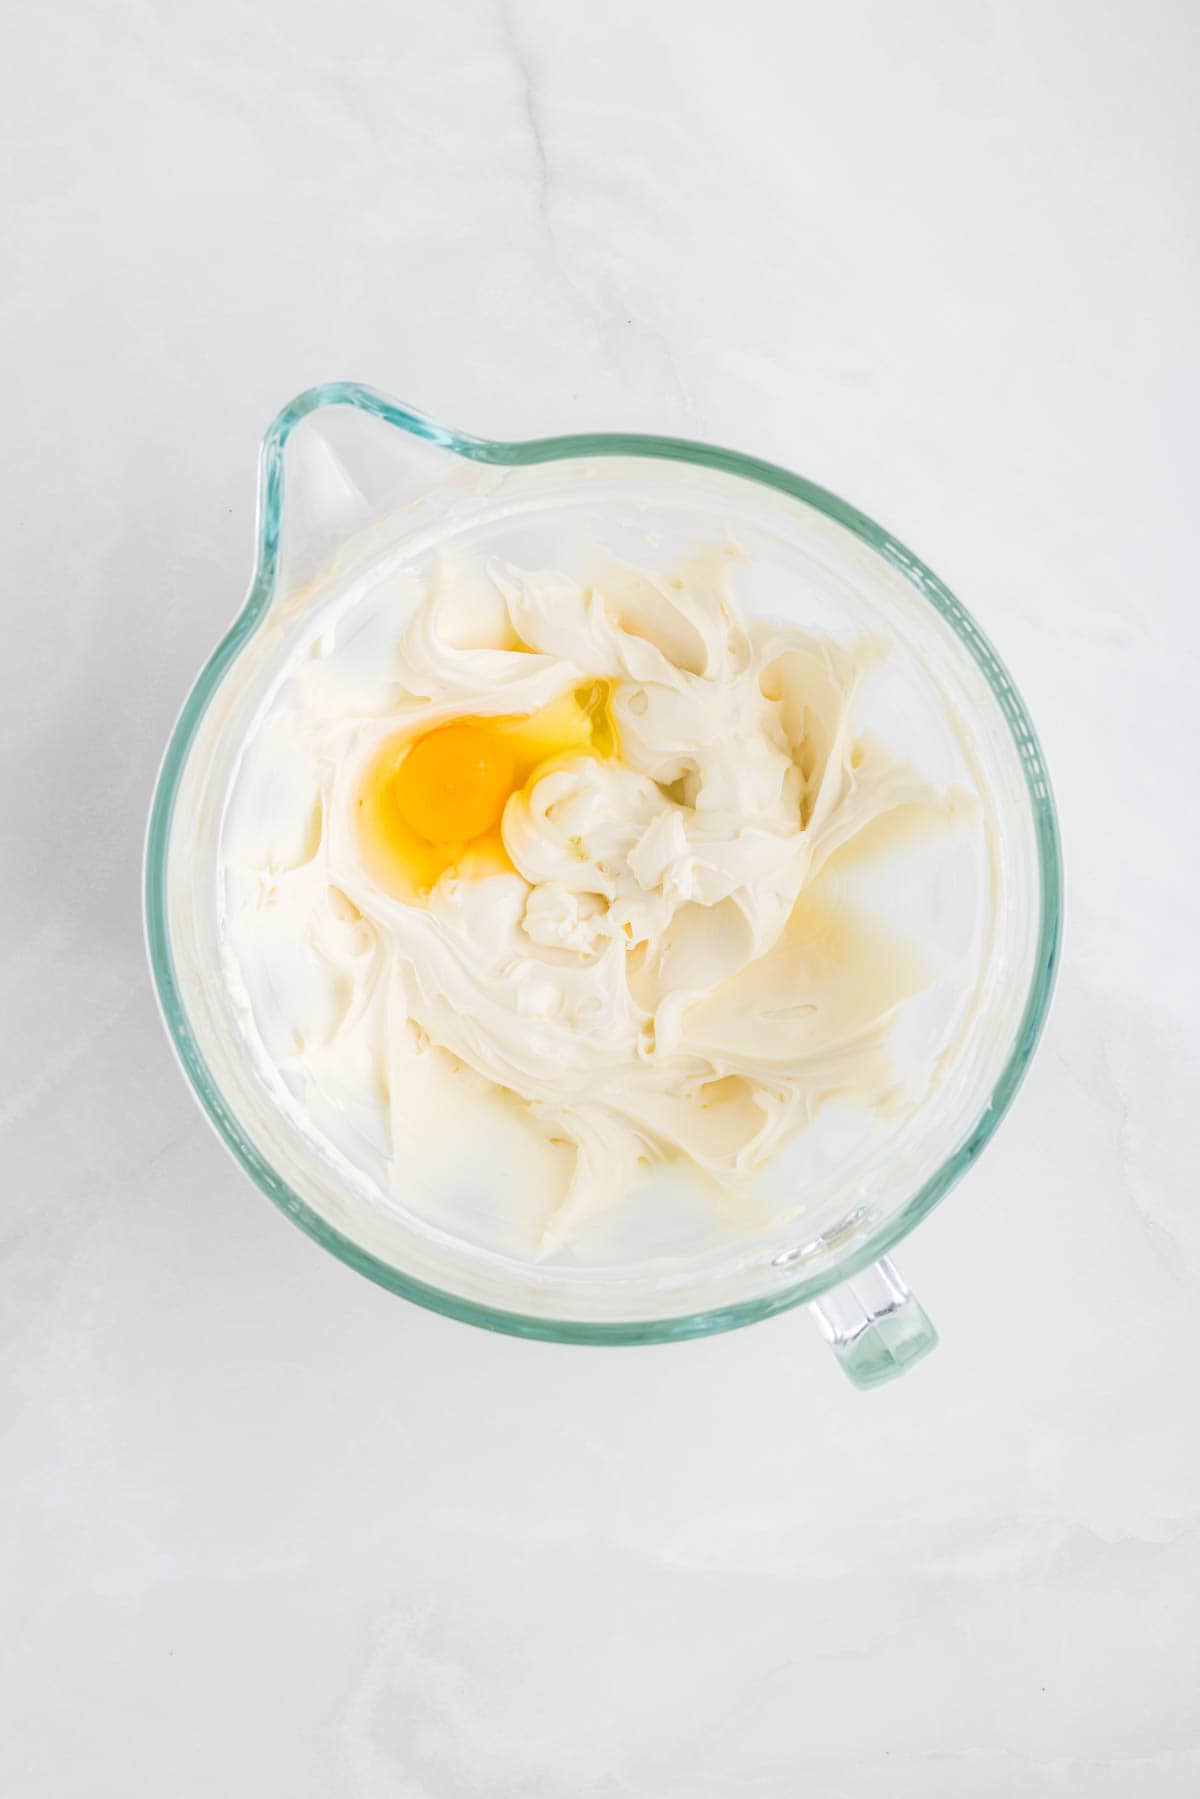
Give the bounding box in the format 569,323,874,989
393,722,516,844
356,680,617,897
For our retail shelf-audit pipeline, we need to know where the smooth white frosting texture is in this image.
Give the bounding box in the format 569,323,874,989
221,543,968,1252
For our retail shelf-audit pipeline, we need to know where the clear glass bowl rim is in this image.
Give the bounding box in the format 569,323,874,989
143,381,1062,1346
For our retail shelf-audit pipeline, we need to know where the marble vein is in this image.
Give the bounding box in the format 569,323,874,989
493,0,702,428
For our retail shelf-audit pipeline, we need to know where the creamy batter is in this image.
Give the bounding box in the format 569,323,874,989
220,541,972,1252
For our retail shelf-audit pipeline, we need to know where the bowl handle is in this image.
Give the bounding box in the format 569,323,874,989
809,1256,938,1388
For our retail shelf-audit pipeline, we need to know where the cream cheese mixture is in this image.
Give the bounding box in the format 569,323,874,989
220,542,975,1252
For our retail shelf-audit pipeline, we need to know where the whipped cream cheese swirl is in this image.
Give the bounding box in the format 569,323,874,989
225,544,951,1249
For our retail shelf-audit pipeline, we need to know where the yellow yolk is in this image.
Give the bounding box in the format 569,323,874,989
356,680,617,897
394,723,517,844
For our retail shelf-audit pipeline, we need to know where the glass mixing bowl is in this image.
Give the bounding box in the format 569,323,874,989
145,384,1060,1386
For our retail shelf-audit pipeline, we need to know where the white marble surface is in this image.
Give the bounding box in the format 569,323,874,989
3,1,1199,1792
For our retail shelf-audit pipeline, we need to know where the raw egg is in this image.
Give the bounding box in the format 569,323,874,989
356,680,617,897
